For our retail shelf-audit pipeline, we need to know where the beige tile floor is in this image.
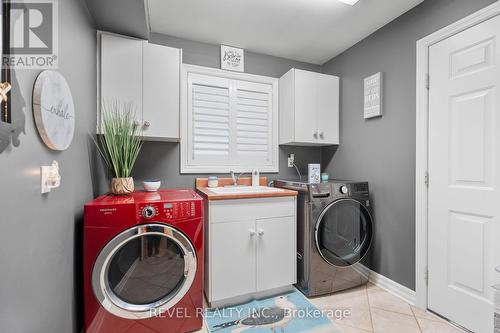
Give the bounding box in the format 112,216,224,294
195,283,466,333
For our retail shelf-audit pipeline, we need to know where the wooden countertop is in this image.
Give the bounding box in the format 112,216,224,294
196,177,298,201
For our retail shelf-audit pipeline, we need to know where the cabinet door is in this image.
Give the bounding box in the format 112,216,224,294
256,216,296,291
211,220,256,301
143,43,181,140
317,74,339,144
294,69,318,144
100,34,143,126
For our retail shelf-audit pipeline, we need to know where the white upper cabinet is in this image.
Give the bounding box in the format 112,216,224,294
279,68,339,146
99,32,182,140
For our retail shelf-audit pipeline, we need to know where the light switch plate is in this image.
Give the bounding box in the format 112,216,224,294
41,166,52,194
41,161,61,194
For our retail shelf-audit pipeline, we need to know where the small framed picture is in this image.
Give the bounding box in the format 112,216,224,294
221,45,244,72
308,164,321,184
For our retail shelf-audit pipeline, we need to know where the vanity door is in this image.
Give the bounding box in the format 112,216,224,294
210,220,256,301
256,216,296,291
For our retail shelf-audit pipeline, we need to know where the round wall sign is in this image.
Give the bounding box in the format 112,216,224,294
33,70,75,151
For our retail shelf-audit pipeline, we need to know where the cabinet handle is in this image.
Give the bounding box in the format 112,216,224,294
313,131,318,139
319,131,324,139
249,229,256,236
143,121,151,128
258,229,265,236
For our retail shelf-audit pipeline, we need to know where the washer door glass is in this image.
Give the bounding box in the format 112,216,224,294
92,224,197,319
315,199,373,267
107,235,185,305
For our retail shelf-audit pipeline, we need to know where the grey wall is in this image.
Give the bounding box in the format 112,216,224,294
150,33,323,78
0,0,96,332
321,0,497,290
84,0,149,39
124,33,324,190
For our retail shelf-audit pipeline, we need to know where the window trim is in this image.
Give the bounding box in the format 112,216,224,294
180,64,279,174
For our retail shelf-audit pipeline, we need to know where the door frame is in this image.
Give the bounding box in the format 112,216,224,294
415,1,500,309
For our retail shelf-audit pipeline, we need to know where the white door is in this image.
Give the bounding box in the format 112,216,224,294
100,34,143,126
316,74,339,145
256,216,296,291
210,220,256,301
428,14,500,333
294,69,318,144
143,43,181,140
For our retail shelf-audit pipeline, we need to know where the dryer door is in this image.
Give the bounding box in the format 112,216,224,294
314,198,373,267
92,223,197,319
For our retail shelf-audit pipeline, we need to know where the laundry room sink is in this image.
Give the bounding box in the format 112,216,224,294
208,186,285,195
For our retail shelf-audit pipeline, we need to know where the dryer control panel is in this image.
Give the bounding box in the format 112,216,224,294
137,201,197,220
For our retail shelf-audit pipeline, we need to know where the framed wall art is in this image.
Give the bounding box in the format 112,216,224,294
364,72,383,119
221,45,244,72
33,70,75,151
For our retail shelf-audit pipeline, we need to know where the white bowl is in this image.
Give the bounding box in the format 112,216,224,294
142,180,161,192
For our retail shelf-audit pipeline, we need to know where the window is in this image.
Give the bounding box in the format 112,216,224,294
181,65,278,173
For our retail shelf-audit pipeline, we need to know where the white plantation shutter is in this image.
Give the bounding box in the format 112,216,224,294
182,66,278,173
188,74,231,166
235,81,273,165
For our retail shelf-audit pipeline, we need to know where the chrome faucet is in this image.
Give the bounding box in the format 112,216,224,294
230,170,237,186
229,170,246,186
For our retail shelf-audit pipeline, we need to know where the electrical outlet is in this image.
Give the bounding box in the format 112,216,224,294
287,154,295,168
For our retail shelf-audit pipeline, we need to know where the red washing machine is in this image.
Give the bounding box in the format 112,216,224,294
83,189,204,333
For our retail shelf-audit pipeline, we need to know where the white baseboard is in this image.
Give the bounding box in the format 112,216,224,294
368,269,416,306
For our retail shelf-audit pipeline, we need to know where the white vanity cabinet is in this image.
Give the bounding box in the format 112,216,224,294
279,68,339,145
205,197,297,307
99,32,181,140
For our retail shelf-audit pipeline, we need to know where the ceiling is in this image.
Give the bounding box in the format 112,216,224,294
147,0,424,65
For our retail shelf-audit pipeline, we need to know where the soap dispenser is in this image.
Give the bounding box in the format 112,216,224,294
252,169,260,186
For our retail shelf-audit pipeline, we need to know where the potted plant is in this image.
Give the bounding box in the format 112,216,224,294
93,101,143,195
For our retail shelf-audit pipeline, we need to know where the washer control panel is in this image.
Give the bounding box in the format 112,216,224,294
138,201,197,220
339,185,349,194
163,201,196,219
333,183,350,195
142,206,156,218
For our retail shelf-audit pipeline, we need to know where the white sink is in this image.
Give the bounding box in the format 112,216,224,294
208,186,284,194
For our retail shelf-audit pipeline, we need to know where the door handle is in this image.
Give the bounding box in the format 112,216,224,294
258,229,265,236
249,229,256,236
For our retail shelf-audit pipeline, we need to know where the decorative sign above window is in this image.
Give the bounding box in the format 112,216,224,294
220,45,244,72
364,72,383,119
33,70,75,150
